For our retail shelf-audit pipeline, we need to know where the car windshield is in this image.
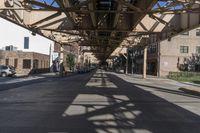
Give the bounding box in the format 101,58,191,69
8,66,15,70
1,66,8,69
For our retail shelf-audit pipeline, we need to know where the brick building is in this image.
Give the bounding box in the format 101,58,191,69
0,50,50,75
128,27,200,77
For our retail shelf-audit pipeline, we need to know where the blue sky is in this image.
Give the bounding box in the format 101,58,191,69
153,1,184,10
36,0,166,7
34,0,183,10
35,0,59,7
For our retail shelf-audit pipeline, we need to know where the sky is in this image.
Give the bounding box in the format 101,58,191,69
34,0,59,7
0,18,53,55
34,0,181,10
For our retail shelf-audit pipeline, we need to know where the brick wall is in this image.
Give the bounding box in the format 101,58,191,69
0,50,49,75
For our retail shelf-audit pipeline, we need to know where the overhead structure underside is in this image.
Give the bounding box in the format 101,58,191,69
0,0,200,62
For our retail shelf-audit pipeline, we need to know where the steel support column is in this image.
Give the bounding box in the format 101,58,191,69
143,46,147,79
59,44,64,77
126,49,129,74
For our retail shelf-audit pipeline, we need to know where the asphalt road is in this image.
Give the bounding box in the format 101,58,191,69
0,70,200,133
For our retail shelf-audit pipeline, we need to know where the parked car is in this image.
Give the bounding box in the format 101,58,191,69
0,65,16,77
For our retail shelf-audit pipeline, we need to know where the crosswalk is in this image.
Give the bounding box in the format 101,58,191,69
86,69,118,88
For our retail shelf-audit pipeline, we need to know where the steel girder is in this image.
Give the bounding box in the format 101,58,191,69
0,0,200,61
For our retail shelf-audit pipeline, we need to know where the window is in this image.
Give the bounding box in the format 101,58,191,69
14,59,18,68
46,61,49,68
196,46,200,54
5,59,9,65
180,46,189,53
1,66,8,69
151,45,157,54
41,60,43,68
33,59,38,69
23,59,31,69
181,31,189,35
24,37,29,49
196,29,200,36
195,65,200,72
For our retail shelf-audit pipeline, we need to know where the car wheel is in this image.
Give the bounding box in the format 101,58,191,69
1,73,7,77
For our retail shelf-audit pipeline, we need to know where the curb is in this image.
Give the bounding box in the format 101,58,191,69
14,72,77,78
179,87,200,96
13,75,29,78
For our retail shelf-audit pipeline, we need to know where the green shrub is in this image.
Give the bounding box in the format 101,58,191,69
168,71,200,83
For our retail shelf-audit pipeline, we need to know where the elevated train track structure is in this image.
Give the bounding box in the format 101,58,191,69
0,0,200,63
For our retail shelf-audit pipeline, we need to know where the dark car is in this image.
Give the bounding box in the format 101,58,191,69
0,65,16,77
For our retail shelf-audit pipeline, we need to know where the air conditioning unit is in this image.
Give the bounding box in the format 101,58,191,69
4,0,14,7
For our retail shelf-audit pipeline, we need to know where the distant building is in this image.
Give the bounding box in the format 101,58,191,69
0,50,49,75
129,28,200,77
53,42,82,71
2,45,18,51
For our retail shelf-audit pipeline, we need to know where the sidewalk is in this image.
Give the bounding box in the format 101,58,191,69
14,71,76,78
125,73,200,94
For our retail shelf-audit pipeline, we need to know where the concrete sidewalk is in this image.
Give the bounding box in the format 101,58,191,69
126,73,200,94
14,71,76,78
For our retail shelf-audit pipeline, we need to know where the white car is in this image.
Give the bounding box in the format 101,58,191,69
0,65,16,77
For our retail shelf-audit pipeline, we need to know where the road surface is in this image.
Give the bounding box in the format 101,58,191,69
0,70,200,133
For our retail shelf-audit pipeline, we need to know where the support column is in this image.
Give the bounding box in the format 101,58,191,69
59,44,64,77
157,40,161,78
126,49,129,74
143,46,147,79
131,56,134,75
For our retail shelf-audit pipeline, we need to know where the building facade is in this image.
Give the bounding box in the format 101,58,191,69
129,28,200,77
0,50,49,75
159,29,200,76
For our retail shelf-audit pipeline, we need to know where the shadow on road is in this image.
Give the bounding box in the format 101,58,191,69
0,78,49,91
48,71,200,133
0,70,200,133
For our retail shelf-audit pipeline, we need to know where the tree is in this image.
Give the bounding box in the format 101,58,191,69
66,53,75,71
186,54,200,71
177,54,200,71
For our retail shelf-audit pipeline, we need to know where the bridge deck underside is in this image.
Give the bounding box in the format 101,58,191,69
0,0,200,61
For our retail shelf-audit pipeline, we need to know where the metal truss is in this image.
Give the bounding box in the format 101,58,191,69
0,0,200,61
